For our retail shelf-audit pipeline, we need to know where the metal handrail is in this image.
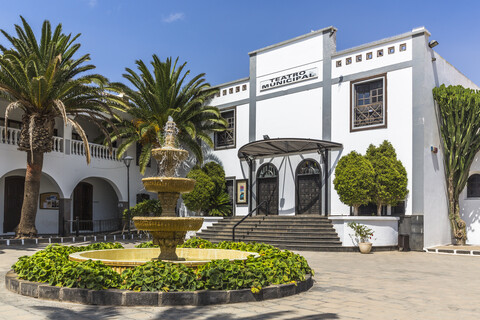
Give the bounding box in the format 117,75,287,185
232,200,268,242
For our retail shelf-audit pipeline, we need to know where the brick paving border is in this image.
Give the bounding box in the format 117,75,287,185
5,270,313,306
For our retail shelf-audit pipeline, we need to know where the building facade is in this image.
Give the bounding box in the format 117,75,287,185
0,101,157,236
208,26,480,248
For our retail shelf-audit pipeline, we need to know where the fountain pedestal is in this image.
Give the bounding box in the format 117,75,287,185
132,118,203,261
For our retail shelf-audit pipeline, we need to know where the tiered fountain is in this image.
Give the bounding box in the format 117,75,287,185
69,117,257,272
133,117,203,260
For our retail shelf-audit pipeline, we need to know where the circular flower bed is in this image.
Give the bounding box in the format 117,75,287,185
12,238,313,294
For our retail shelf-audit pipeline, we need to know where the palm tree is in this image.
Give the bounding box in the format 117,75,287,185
109,55,226,174
0,17,118,237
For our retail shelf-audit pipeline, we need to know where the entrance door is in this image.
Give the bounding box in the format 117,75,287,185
73,182,93,230
296,160,321,215
3,176,25,233
257,164,279,215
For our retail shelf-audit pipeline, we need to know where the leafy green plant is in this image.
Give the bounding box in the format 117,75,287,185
12,243,123,289
347,222,374,243
124,199,162,218
182,162,232,216
334,151,375,215
13,240,313,294
121,261,197,292
365,141,408,216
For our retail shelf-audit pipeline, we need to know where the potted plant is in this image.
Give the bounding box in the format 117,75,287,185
347,222,374,254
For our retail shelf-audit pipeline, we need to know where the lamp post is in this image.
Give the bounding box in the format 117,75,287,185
123,156,133,234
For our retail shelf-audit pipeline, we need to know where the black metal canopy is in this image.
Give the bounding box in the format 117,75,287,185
238,138,343,160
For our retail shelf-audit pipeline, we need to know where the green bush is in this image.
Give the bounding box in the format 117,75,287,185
121,261,197,292
333,151,375,215
182,162,232,216
12,243,123,289
124,199,162,218
13,240,313,293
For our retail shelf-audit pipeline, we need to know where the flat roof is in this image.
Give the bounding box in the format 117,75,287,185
238,138,343,160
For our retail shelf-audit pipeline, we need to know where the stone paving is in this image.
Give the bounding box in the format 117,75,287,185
0,241,479,319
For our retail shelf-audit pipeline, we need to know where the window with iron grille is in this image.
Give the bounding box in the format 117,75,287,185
215,109,235,149
351,75,386,131
467,174,480,198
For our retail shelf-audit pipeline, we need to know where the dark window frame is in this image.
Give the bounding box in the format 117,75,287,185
350,73,387,132
467,174,480,198
214,106,236,150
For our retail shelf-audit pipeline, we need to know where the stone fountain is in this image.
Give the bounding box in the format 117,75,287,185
69,118,258,272
133,117,204,261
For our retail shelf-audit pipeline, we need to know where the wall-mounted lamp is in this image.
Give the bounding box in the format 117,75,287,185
431,146,438,154
428,40,439,48
263,135,270,140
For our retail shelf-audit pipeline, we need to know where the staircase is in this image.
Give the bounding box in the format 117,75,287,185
197,215,347,251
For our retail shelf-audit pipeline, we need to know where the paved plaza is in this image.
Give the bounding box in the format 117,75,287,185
0,241,479,319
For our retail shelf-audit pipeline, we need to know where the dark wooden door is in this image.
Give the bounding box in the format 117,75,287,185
257,177,278,215
73,182,93,230
297,174,321,214
4,176,25,233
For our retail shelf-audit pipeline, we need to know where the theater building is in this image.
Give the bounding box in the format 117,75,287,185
207,26,479,249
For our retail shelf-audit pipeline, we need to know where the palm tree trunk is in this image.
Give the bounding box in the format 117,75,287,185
15,151,43,238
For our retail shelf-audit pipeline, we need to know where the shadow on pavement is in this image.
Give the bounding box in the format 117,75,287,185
32,305,339,320
152,308,339,320
32,306,120,320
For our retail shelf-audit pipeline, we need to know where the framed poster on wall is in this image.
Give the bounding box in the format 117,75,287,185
236,179,248,204
39,192,60,209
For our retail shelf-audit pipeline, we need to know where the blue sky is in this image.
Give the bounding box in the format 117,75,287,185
1,0,479,86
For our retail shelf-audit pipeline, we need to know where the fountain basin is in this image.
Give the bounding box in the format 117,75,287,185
133,217,203,231
69,248,259,274
142,177,195,194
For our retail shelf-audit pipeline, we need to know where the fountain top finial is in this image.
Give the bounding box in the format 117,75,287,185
164,117,178,148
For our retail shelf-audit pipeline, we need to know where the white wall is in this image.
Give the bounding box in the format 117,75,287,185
460,154,480,245
332,38,412,78
256,88,323,140
330,68,413,216
330,216,399,247
256,34,323,78
423,47,479,247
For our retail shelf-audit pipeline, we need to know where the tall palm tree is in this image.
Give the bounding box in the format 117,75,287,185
0,17,119,237
109,55,226,174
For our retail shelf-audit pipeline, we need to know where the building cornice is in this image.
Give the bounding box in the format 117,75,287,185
332,27,431,58
248,26,337,56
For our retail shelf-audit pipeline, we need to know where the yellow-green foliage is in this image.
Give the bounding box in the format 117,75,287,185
333,151,375,213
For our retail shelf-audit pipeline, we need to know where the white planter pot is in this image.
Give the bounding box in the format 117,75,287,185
358,242,372,254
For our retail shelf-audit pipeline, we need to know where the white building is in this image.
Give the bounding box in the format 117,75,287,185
208,26,480,249
0,104,156,236
2,26,480,250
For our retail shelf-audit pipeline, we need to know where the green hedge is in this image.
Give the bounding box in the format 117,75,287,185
13,239,313,293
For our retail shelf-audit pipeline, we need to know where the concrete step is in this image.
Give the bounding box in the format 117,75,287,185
204,226,337,233
199,230,339,238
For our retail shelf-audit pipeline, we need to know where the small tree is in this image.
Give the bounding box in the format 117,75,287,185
365,141,408,216
182,162,232,216
334,151,375,215
433,85,480,244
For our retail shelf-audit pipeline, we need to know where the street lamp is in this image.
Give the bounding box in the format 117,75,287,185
122,156,133,233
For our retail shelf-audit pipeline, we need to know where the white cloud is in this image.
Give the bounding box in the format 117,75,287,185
88,0,98,8
162,12,185,23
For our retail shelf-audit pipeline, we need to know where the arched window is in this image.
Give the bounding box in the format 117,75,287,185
467,174,480,198
257,163,278,178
